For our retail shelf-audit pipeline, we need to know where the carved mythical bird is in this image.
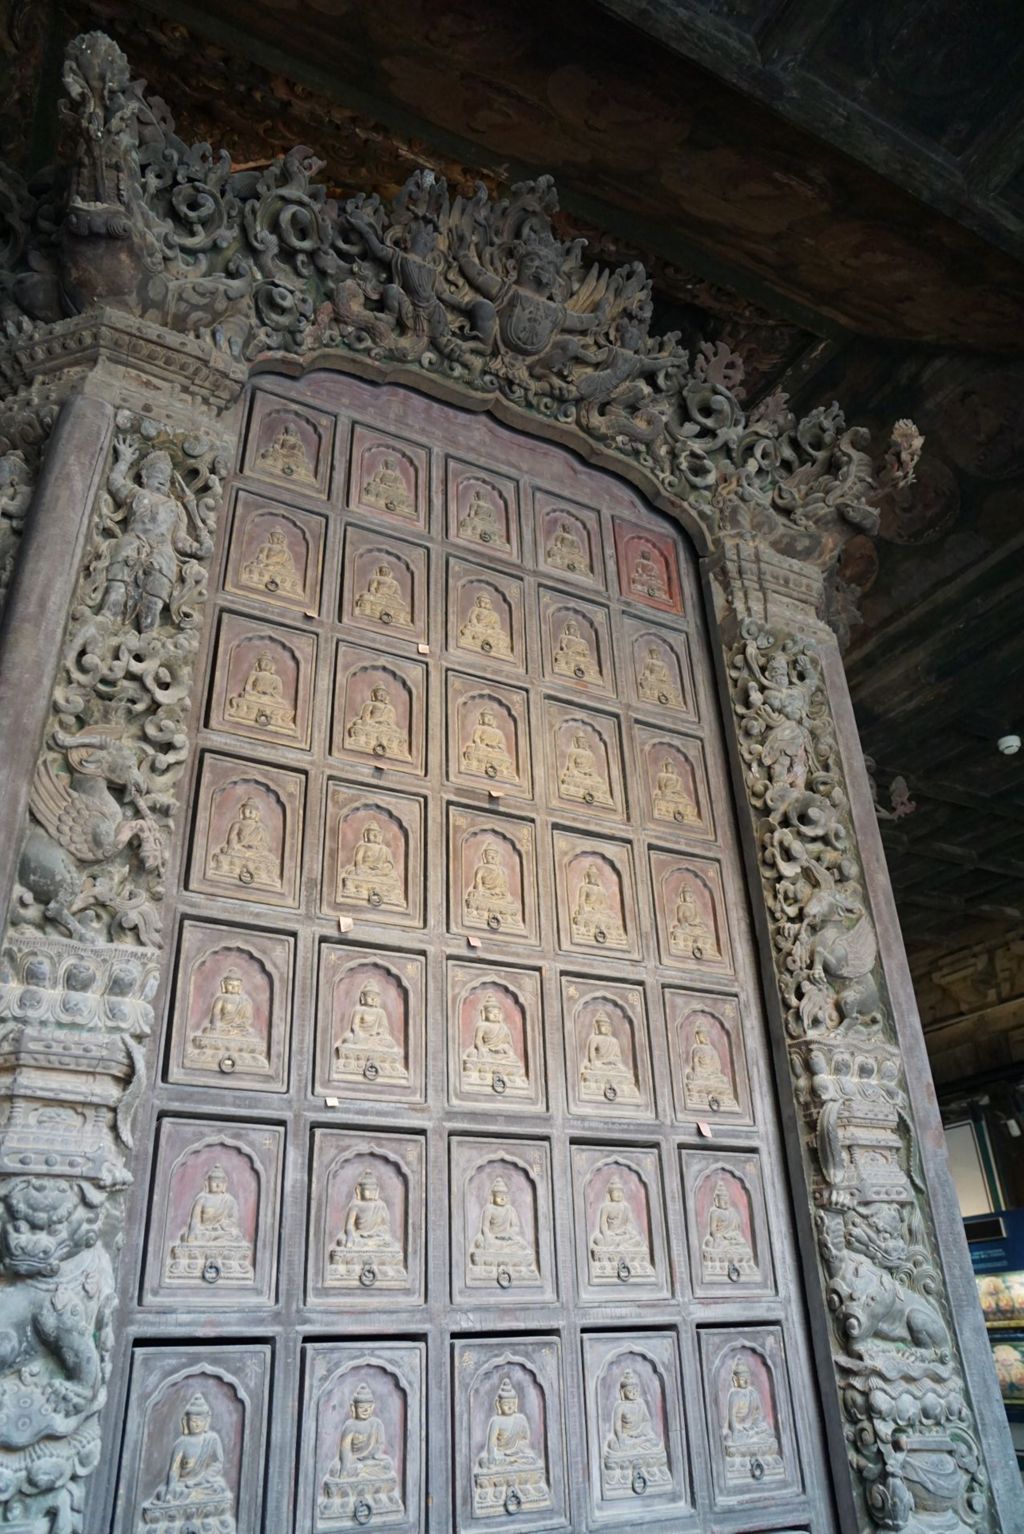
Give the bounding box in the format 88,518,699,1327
17,727,164,939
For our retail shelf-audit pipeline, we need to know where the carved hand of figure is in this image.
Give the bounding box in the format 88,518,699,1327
113,434,137,466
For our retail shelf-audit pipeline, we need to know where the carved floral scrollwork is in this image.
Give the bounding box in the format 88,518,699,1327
729,621,986,1533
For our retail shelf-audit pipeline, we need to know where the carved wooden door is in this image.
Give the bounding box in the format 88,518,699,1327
106,372,836,1532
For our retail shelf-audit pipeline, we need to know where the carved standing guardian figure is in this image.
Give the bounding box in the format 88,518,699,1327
101,438,211,633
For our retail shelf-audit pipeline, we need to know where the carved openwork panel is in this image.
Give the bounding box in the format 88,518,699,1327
534,487,606,590
166,920,293,1091
553,832,640,959
545,698,626,822
449,809,539,945
450,1137,556,1304
636,727,713,841
307,1129,425,1306
224,489,326,615
314,942,425,1104
348,422,429,529
448,457,520,560
447,672,533,799
142,1118,283,1307
560,975,654,1119
331,642,427,777
625,618,698,725
448,960,545,1112
340,523,429,645
321,782,424,928
649,850,733,976
664,988,753,1127
581,1333,689,1518
207,610,316,751
682,1150,774,1298
189,754,305,909
112,1346,270,1533
571,1145,670,1300
613,517,683,615
448,557,526,672
700,1329,802,1509
539,587,616,696
244,391,335,497
297,1342,425,1533
454,1338,569,1531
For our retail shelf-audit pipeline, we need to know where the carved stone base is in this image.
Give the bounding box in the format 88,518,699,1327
186,1031,269,1075
332,1046,408,1084
703,1248,757,1281
318,1472,403,1526
580,1068,639,1104
462,1059,529,1096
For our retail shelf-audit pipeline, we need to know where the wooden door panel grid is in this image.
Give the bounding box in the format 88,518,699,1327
108,375,834,1534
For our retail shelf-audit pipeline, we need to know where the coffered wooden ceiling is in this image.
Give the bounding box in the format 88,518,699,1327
3,0,1022,967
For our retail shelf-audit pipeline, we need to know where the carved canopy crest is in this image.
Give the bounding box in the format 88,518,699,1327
0,31,918,632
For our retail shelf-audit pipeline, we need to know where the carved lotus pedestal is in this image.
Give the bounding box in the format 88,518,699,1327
318,1469,403,1527
472,1466,551,1519
139,1492,236,1533
326,1241,407,1290
165,1240,254,1285
601,1444,672,1499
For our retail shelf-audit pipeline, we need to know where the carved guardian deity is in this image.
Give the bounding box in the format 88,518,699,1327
101,439,211,633
473,1377,551,1518
139,1391,236,1532
166,1164,254,1285
602,1370,671,1498
319,1382,402,1522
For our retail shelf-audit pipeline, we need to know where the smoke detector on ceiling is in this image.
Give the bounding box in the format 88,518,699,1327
997,734,1021,755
